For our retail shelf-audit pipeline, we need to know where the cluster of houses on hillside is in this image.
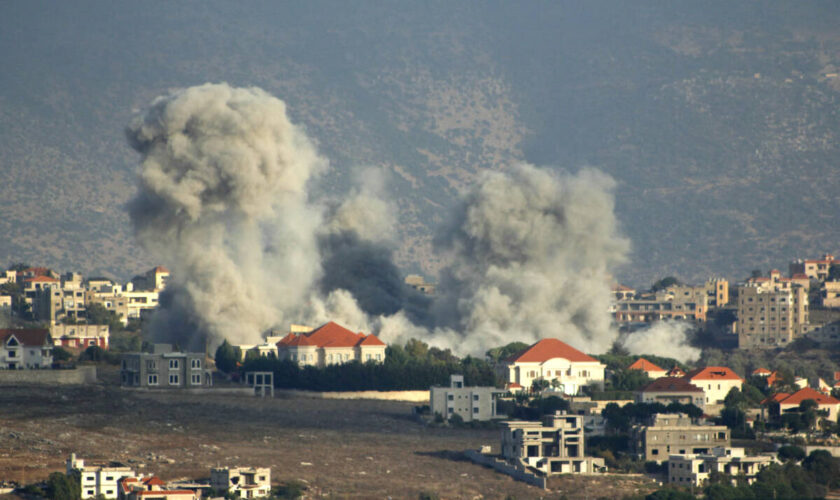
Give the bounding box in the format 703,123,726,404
611,252,840,349
65,453,270,500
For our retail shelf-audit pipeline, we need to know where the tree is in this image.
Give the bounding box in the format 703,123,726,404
803,449,840,488
84,303,123,333
531,378,550,393
45,472,80,500
651,276,681,292
485,341,528,363
214,340,240,373
828,264,840,282
52,347,74,363
777,445,806,462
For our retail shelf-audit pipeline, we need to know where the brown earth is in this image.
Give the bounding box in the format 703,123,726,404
0,369,658,499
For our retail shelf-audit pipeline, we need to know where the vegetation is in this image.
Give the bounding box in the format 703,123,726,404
237,339,499,391
44,472,80,500
214,340,241,374
603,401,703,434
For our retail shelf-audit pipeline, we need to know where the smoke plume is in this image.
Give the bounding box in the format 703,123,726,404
127,83,325,349
619,321,701,362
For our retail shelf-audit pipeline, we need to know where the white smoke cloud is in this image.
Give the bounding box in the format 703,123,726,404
620,321,701,362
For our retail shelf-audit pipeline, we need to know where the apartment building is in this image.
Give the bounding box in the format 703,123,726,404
0,328,53,369
501,338,605,395
430,374,504,422
789,254,839,282
631,413,730,463
668,447,775,487
50,323,110,349
120,344,212,388
612,289,708,323
736,278,810,348
210,467,271,498
501,412,606,475
275,322,386,367
67,453,135,500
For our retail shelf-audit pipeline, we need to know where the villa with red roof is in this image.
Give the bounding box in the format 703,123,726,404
501,338,605,395
628,358,666,379
275,321,386,368
684,367,743,406
763,387,840,423
0,328,53,369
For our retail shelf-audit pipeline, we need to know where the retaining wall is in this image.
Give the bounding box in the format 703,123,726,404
0,366,97,385
464,449,547,489
275,389,429,402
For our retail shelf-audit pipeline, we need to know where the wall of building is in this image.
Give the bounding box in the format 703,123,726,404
0,366,97,385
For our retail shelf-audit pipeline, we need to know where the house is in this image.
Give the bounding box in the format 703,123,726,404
684,367,743,405
789,254,839,282
430,374,504,422
0,329,54,369
763,387,840,423
636,377,705,409
119,476,198,500
210,467,271,498
501,338,605,395
501,412,606,475
628,358,666,379
752,367,772,377
120,344,212,388
50,323,110,350
668,447,775,486
666,365,686,378
275,322,386,367
67,454,134,500
631,413,730,463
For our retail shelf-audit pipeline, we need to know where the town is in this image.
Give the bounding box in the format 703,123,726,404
2,255,840,499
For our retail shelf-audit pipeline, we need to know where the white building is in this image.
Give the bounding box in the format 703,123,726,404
0,329,53,369
210,467,271,498
684,367,743,405
50,323,110,349
275,322,386,367
67,454,135,500
501,338,605,395
430,375,504,422
668,447,775,486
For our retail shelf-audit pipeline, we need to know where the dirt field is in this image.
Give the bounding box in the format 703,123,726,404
0,371,658,499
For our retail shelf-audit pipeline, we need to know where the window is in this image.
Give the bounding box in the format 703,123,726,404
448,408,453,414
473,394,479,401
191,359,201,369
146,360,156,370
8,351,15,358
448,394,454,401
148,374,158,385
88,340,96,346
169,359,179,369
376,354,381,361
169,374,179,385
473,407,479,413
191,374,201,384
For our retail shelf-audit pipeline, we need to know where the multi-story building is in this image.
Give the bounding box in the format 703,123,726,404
0,329,53,369
430,375,504,422
822,281,840,308
275,322,386,367
612,289,708,323
501,338,605,395
736,273,810,348
50,324,110,350
684,367,743,406
789,254,839,282
636,377,705,409
631,413,730,463
67,453,135,500
500,412,606,475
668,447,775,487
120,344,212,388
210,467,271,498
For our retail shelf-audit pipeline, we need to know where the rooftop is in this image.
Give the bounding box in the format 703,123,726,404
504,338,598,364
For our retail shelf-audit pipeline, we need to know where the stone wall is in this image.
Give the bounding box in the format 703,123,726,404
0,366,97,385
275,389,429,403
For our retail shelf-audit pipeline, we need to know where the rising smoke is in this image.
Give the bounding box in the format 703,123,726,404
127,83,698,360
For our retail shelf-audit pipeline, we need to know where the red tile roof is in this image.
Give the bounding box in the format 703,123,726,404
640,377,704,393
666,365,686,377
153,266,170,273
142,477,166,487
0,328,52,347
629,358,665,372
761,393,790,405
135,491,195,497
283,334,318,347
685,366,743,382
277,322,385,349
357,334,386,346
778,387,840,406
24,276,58,283
791,273,809,280
752,367,771,376
504,338,598,363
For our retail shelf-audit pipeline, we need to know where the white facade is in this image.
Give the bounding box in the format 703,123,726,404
0,330,53,369
668,447,775,487
67,454,135,500
430,375,503,422
210,467,271,498
507,358,605,395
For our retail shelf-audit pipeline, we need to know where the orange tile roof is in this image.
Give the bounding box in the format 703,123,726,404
752,367,771,375
135,491,195,497
766,371,781,386
357,334,386,346
153,266,170,273
760,393,789,405
142,477,165,486
307,321,365,348
284,334,318,347
628,358,665,372
666,365,686,377
778,387,840,406
24,276,58,282
640,377,704,393
685,366,743,382
504,338,598,363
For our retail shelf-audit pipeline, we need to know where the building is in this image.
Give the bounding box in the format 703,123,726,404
501,338,605,395
500,412,606,475
210,467,271,498
668,447,775,487
50,324,110,349
611,284,636,301
0,329,54,369
631,413,730,463
120,344,213,388
275,322,386,367
736,279,810,348
612,289,708,324
404,274,435,295
636,377,705,409
763,387,840,424
119,477,199,500
822,281,840,308
628,358,667,379
789,254,839,282
67,454,135,500
430,374,504,422
684,367,743,406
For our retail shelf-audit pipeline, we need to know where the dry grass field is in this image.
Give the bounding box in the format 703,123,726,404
0,372,658,499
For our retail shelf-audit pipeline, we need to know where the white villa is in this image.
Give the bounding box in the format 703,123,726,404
501,338,605,395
